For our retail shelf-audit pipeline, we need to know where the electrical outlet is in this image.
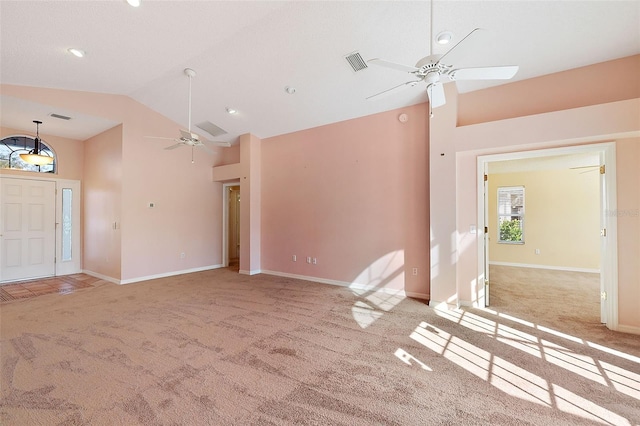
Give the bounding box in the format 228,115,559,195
412,267,418,276
292,255,297,262
180,252,186,259
312,257,317,265
306,256,311,264
535,249,540,255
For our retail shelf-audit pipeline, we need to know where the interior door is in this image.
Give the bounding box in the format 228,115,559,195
0,178,56,282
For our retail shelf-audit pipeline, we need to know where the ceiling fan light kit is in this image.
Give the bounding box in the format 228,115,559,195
19,120,54,166
367,28,519,118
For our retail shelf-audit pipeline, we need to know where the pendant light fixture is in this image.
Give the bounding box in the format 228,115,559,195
19,120,53,166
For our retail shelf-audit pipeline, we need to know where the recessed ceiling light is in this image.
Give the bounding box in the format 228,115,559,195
226,107,238,114
436,31,453,45
67,48,85,58
126,0,141,7
285,86,296,95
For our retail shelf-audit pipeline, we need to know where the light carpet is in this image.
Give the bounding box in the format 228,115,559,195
1,267,639,425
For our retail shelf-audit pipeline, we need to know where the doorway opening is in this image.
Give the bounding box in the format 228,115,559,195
222,182,240,271
477,142,618,331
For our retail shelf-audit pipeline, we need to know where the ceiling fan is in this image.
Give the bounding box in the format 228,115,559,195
367,28,519,117
147,68,230,161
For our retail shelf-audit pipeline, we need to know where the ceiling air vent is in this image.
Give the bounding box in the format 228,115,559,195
345,51,368,72
196,121,227,137
49,113,72,120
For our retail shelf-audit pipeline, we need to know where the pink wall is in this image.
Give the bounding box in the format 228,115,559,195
240,133,261,274
458,54,640,126
261,103,430,297
1,126,84,181
1,84,226,282
615,138,640,328
83,125,123,279
429,56,640,331
118,101,223,281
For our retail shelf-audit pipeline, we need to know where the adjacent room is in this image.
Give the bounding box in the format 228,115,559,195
1,1,639,424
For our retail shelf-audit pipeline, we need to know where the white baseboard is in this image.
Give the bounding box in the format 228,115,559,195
239,269,262,276
119,264,224,285
84,265,224,285
82,270,121,284
614,324,640,335
489,261,600,274
260,270,428,299
404,291,430,300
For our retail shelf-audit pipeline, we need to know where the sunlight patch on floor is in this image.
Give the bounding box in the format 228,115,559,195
410,321,631,425
435,308,628,388
394,348,432,371
349,250,407,328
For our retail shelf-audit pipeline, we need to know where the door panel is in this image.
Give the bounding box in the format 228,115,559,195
1,179,56,282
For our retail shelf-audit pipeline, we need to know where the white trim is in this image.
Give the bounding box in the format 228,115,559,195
477,142,619,330
489,261,600,274
404,291,430,300
260,269,429,299
84,264,223,285
615,324,640,336
221,181,240,268
239,269,261,276
82,269,120,284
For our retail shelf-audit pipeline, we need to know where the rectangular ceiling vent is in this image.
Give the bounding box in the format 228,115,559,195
196,121,227,137
345,51,368,72
49,113,72,120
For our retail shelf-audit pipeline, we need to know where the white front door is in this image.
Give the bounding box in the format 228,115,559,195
0,178,56,282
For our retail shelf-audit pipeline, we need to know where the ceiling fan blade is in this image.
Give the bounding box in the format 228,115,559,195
450,65,519,81
438,28,484,65
197,144,217,155
145,136,176,141
366,80,421,100
368,58,418,73
427,83,446,108
164,143,183,150
203,139,231,148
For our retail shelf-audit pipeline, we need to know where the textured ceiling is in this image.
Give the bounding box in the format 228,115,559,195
1,1,639,142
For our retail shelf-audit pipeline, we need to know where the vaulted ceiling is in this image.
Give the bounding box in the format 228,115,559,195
1,1,639,142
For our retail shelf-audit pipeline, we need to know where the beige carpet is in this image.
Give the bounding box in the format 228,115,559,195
1,267,639,425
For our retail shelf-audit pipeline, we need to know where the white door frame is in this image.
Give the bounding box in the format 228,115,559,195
221,181,240,268
476,142,618,330
0,174,82,282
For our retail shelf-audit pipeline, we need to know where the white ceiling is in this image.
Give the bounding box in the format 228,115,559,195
1,1,639,142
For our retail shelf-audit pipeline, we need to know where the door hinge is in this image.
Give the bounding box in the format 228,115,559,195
601,291,607,300
484,226,488,234
600,228,607,237
484,174,488,182
600,165,605,175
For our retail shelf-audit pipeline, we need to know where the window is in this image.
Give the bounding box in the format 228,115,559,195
61,188,73,261
0,136,56,173
498,186,524,243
